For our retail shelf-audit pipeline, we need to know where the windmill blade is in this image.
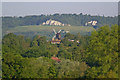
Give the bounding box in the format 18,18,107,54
53,29,57,34
58,29,61,33
52,35,56,39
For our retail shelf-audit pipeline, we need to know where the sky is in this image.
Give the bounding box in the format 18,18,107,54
2,2,118,17
1,0,120,2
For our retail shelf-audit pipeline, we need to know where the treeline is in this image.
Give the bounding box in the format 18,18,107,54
2,25,118,78
2,13,118,29
118,15,120,26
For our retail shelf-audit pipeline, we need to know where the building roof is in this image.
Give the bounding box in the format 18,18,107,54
51,57,61,62
51,41,61,42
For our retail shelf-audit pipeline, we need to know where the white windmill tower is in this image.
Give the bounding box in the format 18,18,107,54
52,29,61,41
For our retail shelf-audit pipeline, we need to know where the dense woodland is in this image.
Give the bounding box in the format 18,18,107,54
2,13,118,29
2,25,118,78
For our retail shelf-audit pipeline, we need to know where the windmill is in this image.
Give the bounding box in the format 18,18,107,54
51,29,61,44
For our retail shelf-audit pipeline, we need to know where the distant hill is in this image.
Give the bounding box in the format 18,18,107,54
2,13,118,29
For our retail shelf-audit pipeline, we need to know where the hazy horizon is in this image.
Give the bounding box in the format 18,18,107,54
2,2,118,17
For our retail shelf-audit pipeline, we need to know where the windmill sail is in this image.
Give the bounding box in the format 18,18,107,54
52,35,56,39
53,29,57,34
58,30,61,33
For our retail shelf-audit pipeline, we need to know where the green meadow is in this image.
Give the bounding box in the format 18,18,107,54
7,26,94,33
5,25,95,37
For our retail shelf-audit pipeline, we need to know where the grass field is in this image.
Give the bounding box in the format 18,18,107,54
4,25,95,39
7,25,95,33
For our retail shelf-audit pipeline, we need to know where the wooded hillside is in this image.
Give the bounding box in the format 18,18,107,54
2,25,118,78
2,13,118,29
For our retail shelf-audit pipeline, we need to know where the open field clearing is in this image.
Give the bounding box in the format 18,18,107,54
6,25,95,34
3,25,95,39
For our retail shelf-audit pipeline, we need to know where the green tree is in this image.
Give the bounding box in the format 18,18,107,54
85,25,118,78
48,65,57,78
